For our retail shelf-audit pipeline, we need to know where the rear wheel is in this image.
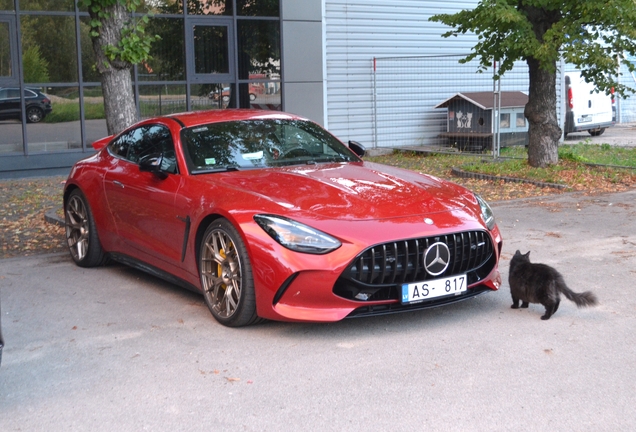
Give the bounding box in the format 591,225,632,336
26,106,44,123
199,219,259,327
588,128,605,137
65,189,106,267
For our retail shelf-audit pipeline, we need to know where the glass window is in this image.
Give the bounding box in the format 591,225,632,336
187,0,233,15
25,86,82,153
516,113,526,127
237,0,278,17
127,125,177,173
0,0,14,11
82,86,108,147
80,17,100,83
0,22,12,76
237,19,280,79
20,0,74,12
500,113,510,128
109,124,177,173
141,0,184,14
0,100,23,152
139,84,187,119
193,24,230,75
21,15,78,83
181,119,357,174
190,83,233,110
142,18,185,81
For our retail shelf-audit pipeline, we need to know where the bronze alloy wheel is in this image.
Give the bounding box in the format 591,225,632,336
65,193,90,262
199,219,258,327
65,189,106,267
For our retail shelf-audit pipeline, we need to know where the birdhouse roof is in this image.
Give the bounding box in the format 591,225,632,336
435,91,528,110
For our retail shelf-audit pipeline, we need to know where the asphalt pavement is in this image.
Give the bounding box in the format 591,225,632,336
0,188,635,431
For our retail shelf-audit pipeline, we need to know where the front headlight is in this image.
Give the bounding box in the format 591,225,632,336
475,194,496,230
254,215,342,254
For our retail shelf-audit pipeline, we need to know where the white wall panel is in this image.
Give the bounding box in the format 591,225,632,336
324,0,532,147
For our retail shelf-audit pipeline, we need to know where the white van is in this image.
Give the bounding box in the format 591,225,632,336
564,71,615,137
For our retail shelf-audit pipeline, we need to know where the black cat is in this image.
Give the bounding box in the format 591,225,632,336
508,250,598,320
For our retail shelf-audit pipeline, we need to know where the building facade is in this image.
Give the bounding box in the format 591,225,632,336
0,0,327,177
2,0,632,177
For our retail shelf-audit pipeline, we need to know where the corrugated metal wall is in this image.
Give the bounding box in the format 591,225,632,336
619,56,636,122
323,0,535,147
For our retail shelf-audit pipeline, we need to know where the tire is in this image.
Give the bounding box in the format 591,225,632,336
588,128,605,137
65,189,107,267
221,95,230,103
249,93,256,101
26,106,44,123
199,219,259,327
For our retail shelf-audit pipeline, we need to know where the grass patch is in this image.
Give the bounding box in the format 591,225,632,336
366,146,636,196
44,102,105,123
500,143,636,168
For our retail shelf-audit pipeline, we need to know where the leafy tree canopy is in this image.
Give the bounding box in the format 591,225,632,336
430,0,636,96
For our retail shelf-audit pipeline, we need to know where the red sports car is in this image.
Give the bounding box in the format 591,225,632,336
64,110,502,327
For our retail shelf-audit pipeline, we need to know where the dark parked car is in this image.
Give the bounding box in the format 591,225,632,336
0,87,52,123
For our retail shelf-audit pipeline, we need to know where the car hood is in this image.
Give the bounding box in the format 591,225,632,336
210,162,472,220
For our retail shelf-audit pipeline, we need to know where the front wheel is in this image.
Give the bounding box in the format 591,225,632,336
65,189,107,267
199,219,259,327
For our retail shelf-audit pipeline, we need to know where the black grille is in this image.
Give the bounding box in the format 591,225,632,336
334,230,495,302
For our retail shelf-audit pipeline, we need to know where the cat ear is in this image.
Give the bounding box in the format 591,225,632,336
524,251,531,258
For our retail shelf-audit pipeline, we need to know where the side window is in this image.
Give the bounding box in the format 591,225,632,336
108,125,177,174
128,125,178,174
108,129,137,159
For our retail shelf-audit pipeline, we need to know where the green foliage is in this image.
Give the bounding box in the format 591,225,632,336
78,0,159,67
430,0,636,97
103,16,160,65
500,143,636,167
22,45,50,83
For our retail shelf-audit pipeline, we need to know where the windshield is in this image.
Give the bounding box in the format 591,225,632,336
181,119,360,174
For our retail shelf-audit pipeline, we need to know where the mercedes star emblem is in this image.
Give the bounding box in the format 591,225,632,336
424,242,451,276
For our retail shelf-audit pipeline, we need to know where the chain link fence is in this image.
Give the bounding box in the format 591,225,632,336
372,54,534,156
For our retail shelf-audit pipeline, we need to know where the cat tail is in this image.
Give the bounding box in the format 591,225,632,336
560,286,598,308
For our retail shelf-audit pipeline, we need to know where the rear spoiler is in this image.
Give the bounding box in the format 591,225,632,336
92,135,114,151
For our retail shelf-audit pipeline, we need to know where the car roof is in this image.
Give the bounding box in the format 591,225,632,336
167,109,306,128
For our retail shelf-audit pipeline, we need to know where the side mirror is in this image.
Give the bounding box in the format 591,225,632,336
348,140,366,158
139,153,168,179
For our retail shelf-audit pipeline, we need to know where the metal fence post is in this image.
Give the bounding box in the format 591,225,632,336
373,57,378,148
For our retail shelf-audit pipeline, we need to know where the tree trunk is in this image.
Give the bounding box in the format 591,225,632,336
524,63,562,169
89,4,138,136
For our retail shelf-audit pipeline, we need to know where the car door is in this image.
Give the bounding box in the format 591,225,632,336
0,88,21,120
103,124,188,267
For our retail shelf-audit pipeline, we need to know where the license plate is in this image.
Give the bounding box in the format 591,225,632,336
401,274,467,304
577,116,592,123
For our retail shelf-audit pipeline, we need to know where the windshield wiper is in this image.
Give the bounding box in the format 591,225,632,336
191,166,241,175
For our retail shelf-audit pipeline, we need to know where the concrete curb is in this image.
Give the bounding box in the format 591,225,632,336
451,167,568,190
44,208,64,227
